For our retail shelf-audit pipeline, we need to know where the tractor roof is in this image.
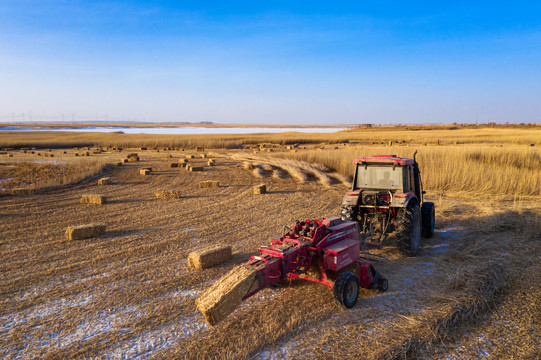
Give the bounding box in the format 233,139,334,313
353,155,414,166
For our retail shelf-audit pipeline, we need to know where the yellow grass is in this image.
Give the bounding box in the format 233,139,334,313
270,144,541,196
0,159,111,194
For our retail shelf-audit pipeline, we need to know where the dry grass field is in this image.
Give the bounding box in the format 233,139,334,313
0,126,540,359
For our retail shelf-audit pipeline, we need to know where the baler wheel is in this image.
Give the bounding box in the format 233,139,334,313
378,278,389,292
333,271,359,308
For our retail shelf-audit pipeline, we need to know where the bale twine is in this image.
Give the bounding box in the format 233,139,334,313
196,265,259,326
155,189,181,199
254,184,266,194
65,223,106,240
12,188,35,195
207,159,215,166
80,194,107,204
199,180,220,189
98,177,111,185
188,245,232,270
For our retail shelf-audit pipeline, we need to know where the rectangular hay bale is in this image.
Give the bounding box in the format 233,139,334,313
207,159,215,166
186,155,195,159
170,162,179,168
98,177,111,185
188,245,232,270
189,166,204,172
80,194,107,204
12,188,36,195
196,265,259,326
65,223,106,240
254,184,266,194
140,169,150,175
198,180,220,189
155,189,181,199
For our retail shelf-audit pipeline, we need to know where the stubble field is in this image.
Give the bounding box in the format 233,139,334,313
1,126,540,359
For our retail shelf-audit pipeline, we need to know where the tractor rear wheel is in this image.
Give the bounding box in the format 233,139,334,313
340,205,358,222
396,203,422,256
333,271,359,308
421,202,435,238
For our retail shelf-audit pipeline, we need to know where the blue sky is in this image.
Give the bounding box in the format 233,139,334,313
1,1,540,124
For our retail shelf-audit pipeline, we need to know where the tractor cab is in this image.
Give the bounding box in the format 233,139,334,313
352,155,420,199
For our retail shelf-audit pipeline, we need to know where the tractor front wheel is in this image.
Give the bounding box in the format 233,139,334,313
396,203,422,256
333,271,359,308
340,205,358,222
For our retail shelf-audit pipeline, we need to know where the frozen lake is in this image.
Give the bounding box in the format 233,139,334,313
0,126,349,135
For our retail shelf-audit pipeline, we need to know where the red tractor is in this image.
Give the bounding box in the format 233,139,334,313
340,153,435,256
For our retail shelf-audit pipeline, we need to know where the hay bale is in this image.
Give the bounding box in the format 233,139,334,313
12,188,35,195
122,158,129,163
128,155,139,162
188,245,232,270
199,154,207,158
0,151,7,155
65,223,106,240
189,166,204,172
170,162,179,168
140,167,152,172
155,189,181,199
186,155,195,159
162,154,172,158
98,177,111,185
116,162,122,166
196,147,204,152
80,194,107,204
254,184,266,194
196,265,259,326
208,159,215,166
199,180,220,189
179,158,188,164
139,169,150,175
